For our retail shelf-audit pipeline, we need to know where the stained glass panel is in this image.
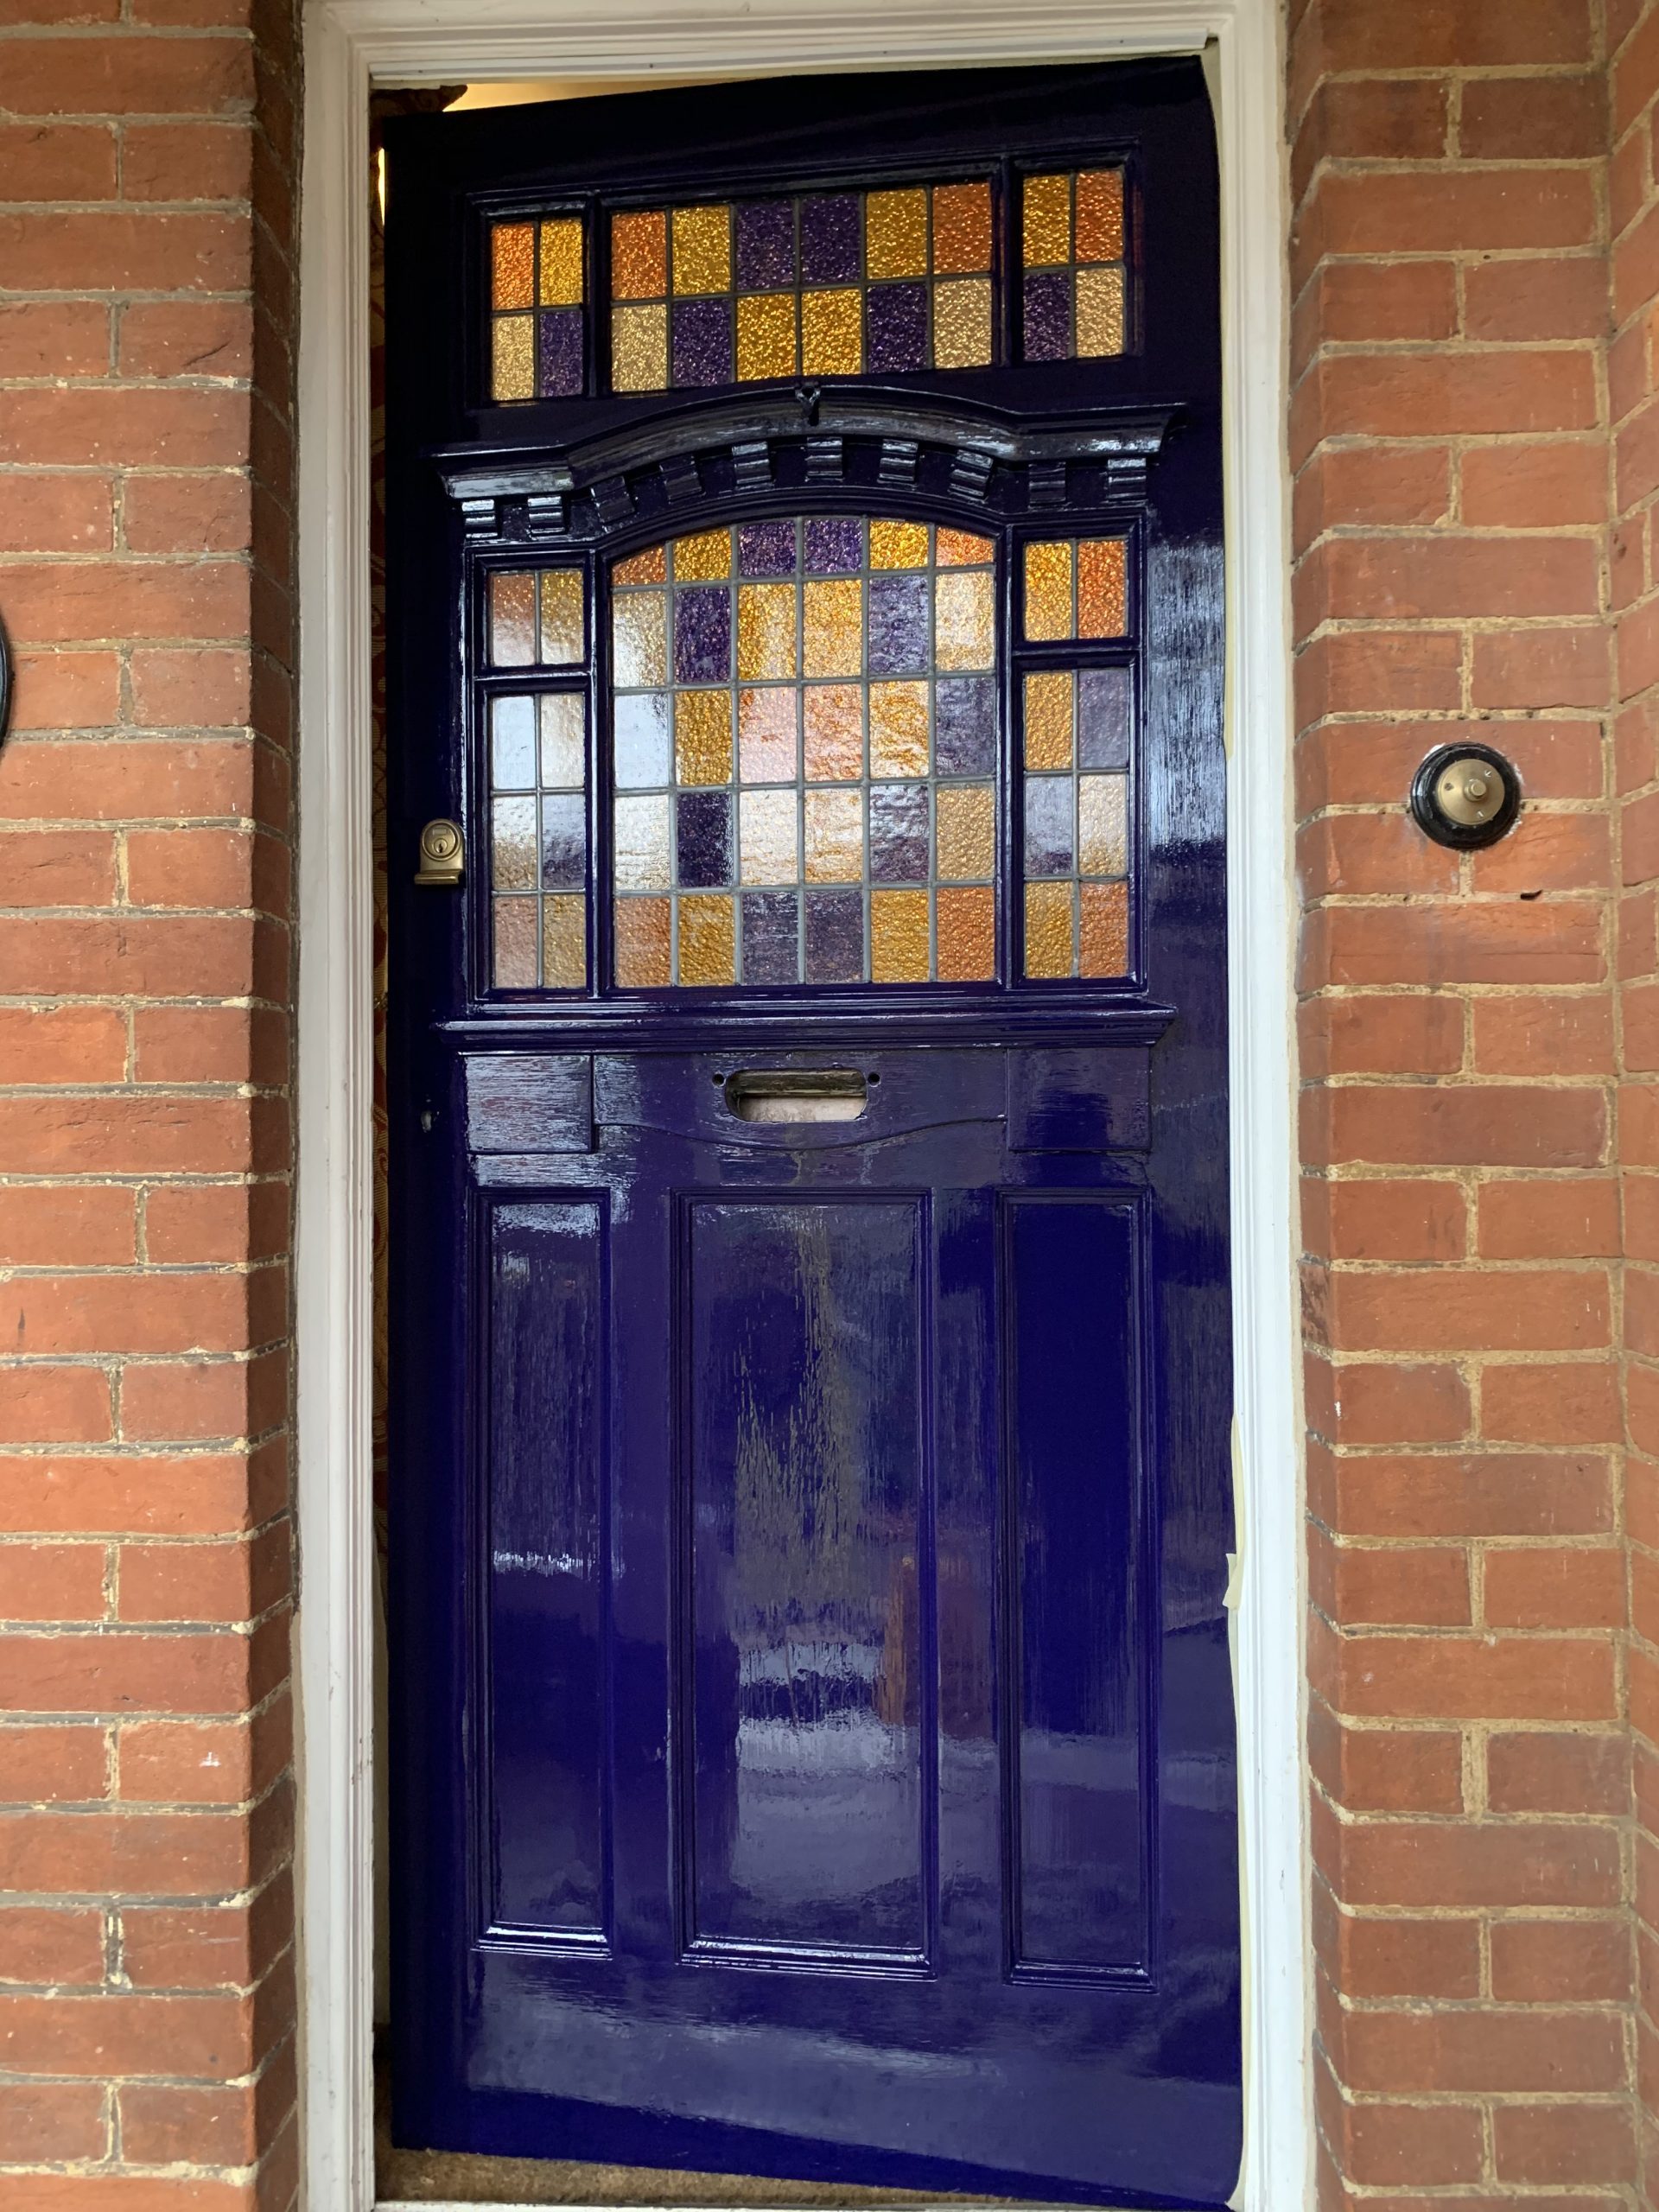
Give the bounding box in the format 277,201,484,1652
609,181,995,394
1021,168,1127,363
610,518,998,985
490,690,589,989
489,215,586,399
1020,669,1131,979
489,567,588,668
1022,539,1128,641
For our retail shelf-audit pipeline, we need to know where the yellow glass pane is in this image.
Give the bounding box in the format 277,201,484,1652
1023,540,1074,641
1079,880,1129,977
738,687,798,782
1076,168,1125,264
490,571,537,666
932,277,992,370
871,888,930,983
493,896,537,988
937,527,994,568
1025,880,1074,979
492,316,535,402
675,690,733,785
804,579,863,678
538,570,584,665
736,292,797,382
672,527,732,582
870,680,930,778
612,544,666,585
1076,265,1125,359
870,519,929,570
671,203,731,296
611,589,667,687
542,895,586,988
936,784,994,881
613,304,668,391
937,885,994,980
738,582,798,682
492,222,535,310
934,570,994,671
1023,174,1071,268
804,788,862,881
868,188,927,279
1078,538,1128,638
1024,671,1074,770
612,209,666,300
678,893,735,985
1079,773,1128,877
539,217,583,307
614,895,671,987
803,684,863,779
801,288,862,377
931,181,992,275
739,788,798,885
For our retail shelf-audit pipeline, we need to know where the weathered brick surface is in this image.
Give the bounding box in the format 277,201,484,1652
0,0,298,2204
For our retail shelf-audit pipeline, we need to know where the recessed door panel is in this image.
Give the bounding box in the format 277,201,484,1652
683,1197,928,1961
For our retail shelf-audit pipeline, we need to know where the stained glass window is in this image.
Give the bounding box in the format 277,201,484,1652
490,216,585,400
488,567,587,668
1021,669,1131,979
1021,169,1127,363
490,690,588,989
1022,538,1128,642
609,518,998,987
609,182,995,394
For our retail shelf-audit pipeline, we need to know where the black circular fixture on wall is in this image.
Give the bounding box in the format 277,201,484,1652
0,613,11,747
1409,741,1522,850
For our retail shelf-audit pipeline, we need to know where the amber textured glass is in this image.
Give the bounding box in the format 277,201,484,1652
609,518,1001,985
1020,167,1128,365
1020,656,1132,981
489,215,587,399
487,682,589,991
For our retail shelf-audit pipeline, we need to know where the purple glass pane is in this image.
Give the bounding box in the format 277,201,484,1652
738,521,798,579
935,677,997,778
538,308,583,397
869,783,930,883
805,517,862,575
735,200,795,290
801,194,861,283
805,889,864,982
675,587,732,684
1079,667,1133,769
741,890,799,984
540,792,587,889
677,790,733,888
1023,270,1071,364
868,575,929,677
868,282,927,374
672,297,734,388
1024,776,1074,877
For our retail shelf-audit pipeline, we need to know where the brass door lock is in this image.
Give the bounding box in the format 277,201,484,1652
1409,743,1521,850
415,817,465,886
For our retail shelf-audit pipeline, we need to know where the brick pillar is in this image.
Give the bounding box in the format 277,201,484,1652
1290,2,1635,2201
0,3,300,2203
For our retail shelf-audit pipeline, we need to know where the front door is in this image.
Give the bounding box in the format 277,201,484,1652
384,60,1235,2209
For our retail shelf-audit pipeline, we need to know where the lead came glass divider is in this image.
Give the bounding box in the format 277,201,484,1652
1020,166,1128,363
488,213,587,400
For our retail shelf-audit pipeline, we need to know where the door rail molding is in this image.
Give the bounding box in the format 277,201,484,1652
296,4,1303,2209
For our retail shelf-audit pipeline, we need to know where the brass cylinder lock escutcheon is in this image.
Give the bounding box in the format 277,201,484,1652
1408,741,1522,850
415,817,465,886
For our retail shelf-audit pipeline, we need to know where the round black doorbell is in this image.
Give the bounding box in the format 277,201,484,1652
1409,741,1522,849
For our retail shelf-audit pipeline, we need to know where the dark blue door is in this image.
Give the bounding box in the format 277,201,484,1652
385,59,1236,2209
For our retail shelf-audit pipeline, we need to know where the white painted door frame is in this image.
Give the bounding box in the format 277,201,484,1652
295,5,1303,2205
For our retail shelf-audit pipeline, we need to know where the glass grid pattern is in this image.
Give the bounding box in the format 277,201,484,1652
1020,169,1127,363
1023,538,1128,643
609,518,999,988
490,691,589,989
608,183,995,394
1020,669,1131,980
489,217,585,400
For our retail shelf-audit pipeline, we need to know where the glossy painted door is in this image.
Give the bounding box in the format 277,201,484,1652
385,59,1235,2210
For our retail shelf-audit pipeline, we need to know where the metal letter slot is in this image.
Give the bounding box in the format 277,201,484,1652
415,817,465,886
723,1069,868,1123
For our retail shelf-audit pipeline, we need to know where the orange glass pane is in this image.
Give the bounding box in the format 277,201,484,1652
804,579,863,677
492,221,535,310
1024,880,1074,979
614,896,671,987
870,519,929,570
1024,671,1074,770
1079,880,1129,977
493,896,537,988
869,680,929,777
612,544,666,586
936,785,994,881
1075,168,1125,264
931,181,992,275
674,690,732,785
678,893,735,985
1078,539,1128,638
868,188,927,280
738,582,798,681
871,888,931,982
612,209,667,300
489,571,537,666
937,885,994,980
1023,541,1073,641
803,684,863,779
1022,175,1071,268
673,527,731,582
936,527,994,568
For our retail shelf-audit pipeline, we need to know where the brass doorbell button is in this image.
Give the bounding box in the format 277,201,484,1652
415,817,465,886
1409,742,1521,850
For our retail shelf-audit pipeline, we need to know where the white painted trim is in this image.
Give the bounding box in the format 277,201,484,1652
295,7,1306,2209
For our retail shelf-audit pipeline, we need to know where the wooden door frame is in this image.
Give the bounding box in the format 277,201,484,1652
294,4,1302,2207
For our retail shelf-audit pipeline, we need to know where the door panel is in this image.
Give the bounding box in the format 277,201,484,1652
386,54,1234,2212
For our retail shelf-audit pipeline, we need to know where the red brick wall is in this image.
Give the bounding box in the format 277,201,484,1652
1290,0,1638,2201
0,1,300,2204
